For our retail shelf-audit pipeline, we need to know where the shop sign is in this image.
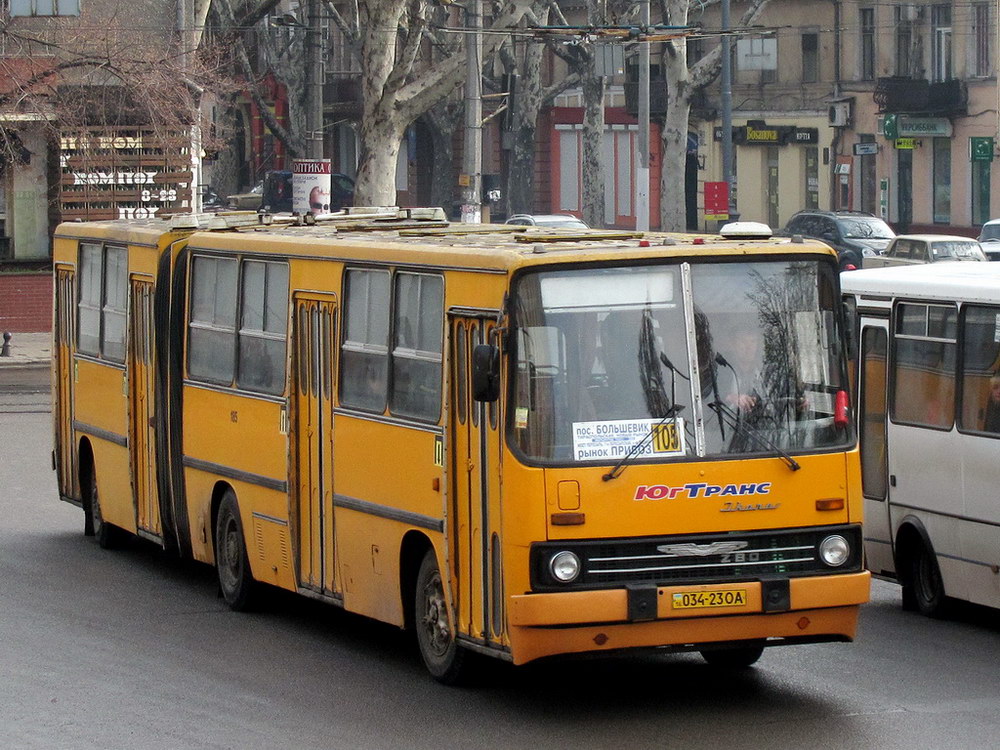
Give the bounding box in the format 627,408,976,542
704,181,729,220
853,142,879,156
895,138,919,150
713,122,812,146
898,117,952,137
970,137,995,162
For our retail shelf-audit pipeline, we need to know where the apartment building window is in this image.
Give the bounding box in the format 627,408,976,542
859,8,875,80
801,33,819,83
894,6,913,77
804,147,819,209
972,4,991,78
931,5,952,82
932,138,951,224
972,159,991,226
9,0,80,15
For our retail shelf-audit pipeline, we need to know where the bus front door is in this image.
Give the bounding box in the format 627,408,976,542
450,315,506,652
859,318,894,576
293,296,338,595
129,277,160,538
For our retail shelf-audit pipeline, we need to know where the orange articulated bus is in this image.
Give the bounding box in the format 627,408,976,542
53,209,869,682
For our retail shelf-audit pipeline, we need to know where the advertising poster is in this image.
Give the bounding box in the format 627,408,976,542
292,159,332,215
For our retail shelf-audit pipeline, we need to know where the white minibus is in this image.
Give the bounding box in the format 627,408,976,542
842,263,1000,616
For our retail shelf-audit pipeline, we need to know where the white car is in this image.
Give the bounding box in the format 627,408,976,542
505,213,589,229
978,218,1000,260
862,234,987,268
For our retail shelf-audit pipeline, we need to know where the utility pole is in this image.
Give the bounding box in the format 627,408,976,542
305,0,324,159
720,0,735,221
461,0,483,223
634,0,650,231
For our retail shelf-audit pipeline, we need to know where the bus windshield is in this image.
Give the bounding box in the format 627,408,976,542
510,260,848,463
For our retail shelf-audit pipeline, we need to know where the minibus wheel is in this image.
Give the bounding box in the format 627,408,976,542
699,643,764,668
908,543,948,618
215,490,257,611
414,549,472,684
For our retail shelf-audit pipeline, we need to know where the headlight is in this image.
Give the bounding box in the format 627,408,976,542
861,247,877,257
549,551,581,582
818,535,850,567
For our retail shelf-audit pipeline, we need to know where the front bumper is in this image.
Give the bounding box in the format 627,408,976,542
506,570,870,665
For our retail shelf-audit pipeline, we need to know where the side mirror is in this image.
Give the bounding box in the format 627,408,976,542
471,344,500,402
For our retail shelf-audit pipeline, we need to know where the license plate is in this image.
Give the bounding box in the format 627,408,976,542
672,589,748,610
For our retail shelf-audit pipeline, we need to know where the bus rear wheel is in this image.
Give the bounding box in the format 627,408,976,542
87,465,123,550
414,549,472,685
215,490,257,611
908,542,948,618
700,644,765,668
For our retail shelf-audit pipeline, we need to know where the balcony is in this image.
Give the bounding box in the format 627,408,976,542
873,77,968,116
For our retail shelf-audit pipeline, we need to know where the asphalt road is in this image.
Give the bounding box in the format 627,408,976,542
3,408,1000,749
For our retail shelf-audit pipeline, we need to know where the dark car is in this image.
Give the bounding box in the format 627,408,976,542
778,210,895,270
227,170,354,213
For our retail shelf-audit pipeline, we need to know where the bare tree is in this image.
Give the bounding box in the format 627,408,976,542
658,0,771,230
499,1,580,216
321,0,530,205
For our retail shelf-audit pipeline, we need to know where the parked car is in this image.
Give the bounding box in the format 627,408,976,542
226,170,354,213
505,213,590,229
977,218,1000,260
862,234,987,269
777,210,895,270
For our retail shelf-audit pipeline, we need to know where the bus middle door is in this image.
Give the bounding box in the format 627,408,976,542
450,314,505,652
293,295,338,596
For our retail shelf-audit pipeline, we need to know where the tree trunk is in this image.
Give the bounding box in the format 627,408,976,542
424,97,461,213
505,37,545,215
660,50,690,231
354,0,407,205
580,67,605,228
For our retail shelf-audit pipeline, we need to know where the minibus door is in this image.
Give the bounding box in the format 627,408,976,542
450,314,505,650
293,296,338,595
128,277,160,538
858,318,894,575
54,268,77,500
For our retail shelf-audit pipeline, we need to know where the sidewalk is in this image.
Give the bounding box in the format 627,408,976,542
0,332,51,370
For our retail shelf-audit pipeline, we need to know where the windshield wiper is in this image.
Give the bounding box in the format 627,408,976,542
602,405,685,481
707,400,801,471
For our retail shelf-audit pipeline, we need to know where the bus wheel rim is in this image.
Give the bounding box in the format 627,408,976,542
421,571,451,657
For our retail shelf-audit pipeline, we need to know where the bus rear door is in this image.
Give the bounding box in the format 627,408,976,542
129,276,160,538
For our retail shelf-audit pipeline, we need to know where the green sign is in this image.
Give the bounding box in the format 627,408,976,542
882,114,898,140
970,137,995,162
895,138,918,150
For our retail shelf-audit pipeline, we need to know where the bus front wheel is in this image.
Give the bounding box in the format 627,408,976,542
700,644,765,668
414,549,471,685
215,490,257,611
907,543,948,618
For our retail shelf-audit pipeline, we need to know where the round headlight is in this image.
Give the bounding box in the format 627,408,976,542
819,535,850,567
549,551,581,582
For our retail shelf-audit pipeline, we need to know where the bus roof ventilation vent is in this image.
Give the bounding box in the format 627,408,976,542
719,221,772,240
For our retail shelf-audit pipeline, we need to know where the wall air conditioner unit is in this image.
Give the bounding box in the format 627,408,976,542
828,101,851,127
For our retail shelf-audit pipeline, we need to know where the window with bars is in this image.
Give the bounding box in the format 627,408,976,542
859,8,875,81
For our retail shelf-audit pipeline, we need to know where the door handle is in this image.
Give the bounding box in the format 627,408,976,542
889,474,896,487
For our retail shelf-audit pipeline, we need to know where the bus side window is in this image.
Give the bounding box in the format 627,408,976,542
891,302,956,429
237,260,289,395
188,255,238,384
390,272,443,422
340,269,390,412
959,305,1000,434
